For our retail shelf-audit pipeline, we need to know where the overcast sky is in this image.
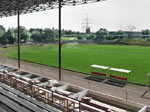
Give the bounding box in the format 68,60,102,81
0,0,150,32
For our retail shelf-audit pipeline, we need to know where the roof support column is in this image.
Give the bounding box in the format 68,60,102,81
58,0,62,81
17,7,21,69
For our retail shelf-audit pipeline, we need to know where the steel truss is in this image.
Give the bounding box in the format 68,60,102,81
0,0,105,17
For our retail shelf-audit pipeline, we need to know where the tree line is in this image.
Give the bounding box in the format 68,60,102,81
78,28,150,40
0,25,150,45
0,25,79,44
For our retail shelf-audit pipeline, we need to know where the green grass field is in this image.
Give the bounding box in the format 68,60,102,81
4,44,150,85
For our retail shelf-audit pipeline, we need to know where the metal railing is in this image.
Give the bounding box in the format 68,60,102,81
0,72,101,112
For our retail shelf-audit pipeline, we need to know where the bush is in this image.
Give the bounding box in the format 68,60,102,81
120,38,150,46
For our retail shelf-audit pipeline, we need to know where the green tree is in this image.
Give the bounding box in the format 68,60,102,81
115,30,126,40
0,25,5,43
14,26,30,43
106,35,115,40
0,28,16,44
142,29,150,38
29,28,43,33
77,34,87,40
31,31,43,42
87,34,96,40
0,25,5,31
0,33,8,44
43,28,58,42
96,28,109,40
0,29,4,38
6,28,16,44
20,26,30,43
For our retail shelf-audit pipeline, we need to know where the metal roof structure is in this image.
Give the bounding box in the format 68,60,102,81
0,0,104,17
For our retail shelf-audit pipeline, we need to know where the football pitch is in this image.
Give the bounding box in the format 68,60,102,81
4,44,150,85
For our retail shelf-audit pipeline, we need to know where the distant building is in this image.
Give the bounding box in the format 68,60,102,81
109,31,150,38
